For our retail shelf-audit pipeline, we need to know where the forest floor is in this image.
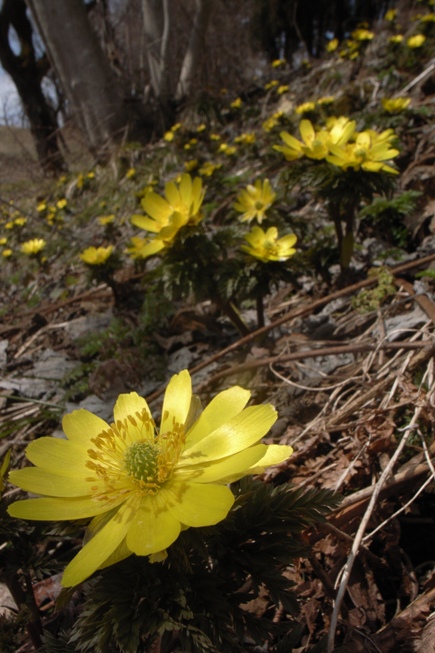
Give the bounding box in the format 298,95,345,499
2,9,435,653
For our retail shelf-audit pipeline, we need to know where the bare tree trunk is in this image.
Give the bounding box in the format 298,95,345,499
0,0,66,175
141,0,172,108
175,0,214,102
26,0,129,158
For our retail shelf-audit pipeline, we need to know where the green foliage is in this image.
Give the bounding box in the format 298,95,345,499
359,190,422,247
352,267,396,313
58,480,340,653
0,610,28,653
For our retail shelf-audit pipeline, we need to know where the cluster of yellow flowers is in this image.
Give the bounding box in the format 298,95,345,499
275,117,399,174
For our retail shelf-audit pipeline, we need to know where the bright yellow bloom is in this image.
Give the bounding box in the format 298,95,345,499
97,214,116,226
264,80,279,91
37,202,47,212
389,34,404,44
8,370,291,587
198,161,222,177
131,173,204,244
385,8,397,21
381,97,411,113
317,95,335,105
125,168,136,179
327,130,399,174
13,217,26,227
21,238,46,255
295,101,316,115
210,133,221,141
0,237,7,245
230,97,243,109
277,85,289,95
271,58,286,67
242,226,297,262
56,199,67,209
126,236,165,260
420,13,435,22
275,118,354,162
164,131,175,142
79,245,114,265
234,179,276,224
2,249,12,258
326,38,339,52
196,124,207,133
234,132,256,145
407,34,426,47
351,28,374,41
218,143,237,156
184,159,199,172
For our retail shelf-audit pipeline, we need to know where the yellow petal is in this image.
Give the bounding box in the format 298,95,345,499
162,481,234,527
125,494,181,555
7,495,120,521
181,404,277,464
61,498,137,586
300,119,315,146
185,385,251,448
165,180,182,207
243,444,293,476
160,370,192,434
131,214,160,233
177,444,268,483
113,392,151,426
62,409,108,445
24,437,89,474
8,467,97,497
141,193,171,222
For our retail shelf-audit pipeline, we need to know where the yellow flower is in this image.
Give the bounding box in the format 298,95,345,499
21,238,46,255
234,132,256,145
210,133,221,141
317,95,335,105
125,168,136,179
79,245,114,265
242,226,297,262
263,116,279,132
164,131,175,142
8,370,292,587
389,34,404,44
37,202,47,213
275,119,353,161
264,80,279,91
97,214,116,226
326,38,339,52
230,97,243,109
277,85,289,95
381,97,411,113
198,161,222,177
13,217,26,227
126,236,165,260
184,159,199,172
327,130,399,174
351,28,374,41
131,173,204,244
295,101,316,115
385,8,397,21
271,58,286,67
218,143,237,156
234,179,276,224
196,123,207,133
56,199,67,209
2,248,12,258
0,237,7,245
407,34,426,47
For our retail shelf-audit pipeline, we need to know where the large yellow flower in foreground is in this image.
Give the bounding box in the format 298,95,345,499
131,173,204,245
242,226,297,262
8,370,292,587
234,179,276,224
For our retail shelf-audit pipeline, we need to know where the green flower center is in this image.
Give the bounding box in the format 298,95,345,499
254,200,264,211
124,441,159,482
